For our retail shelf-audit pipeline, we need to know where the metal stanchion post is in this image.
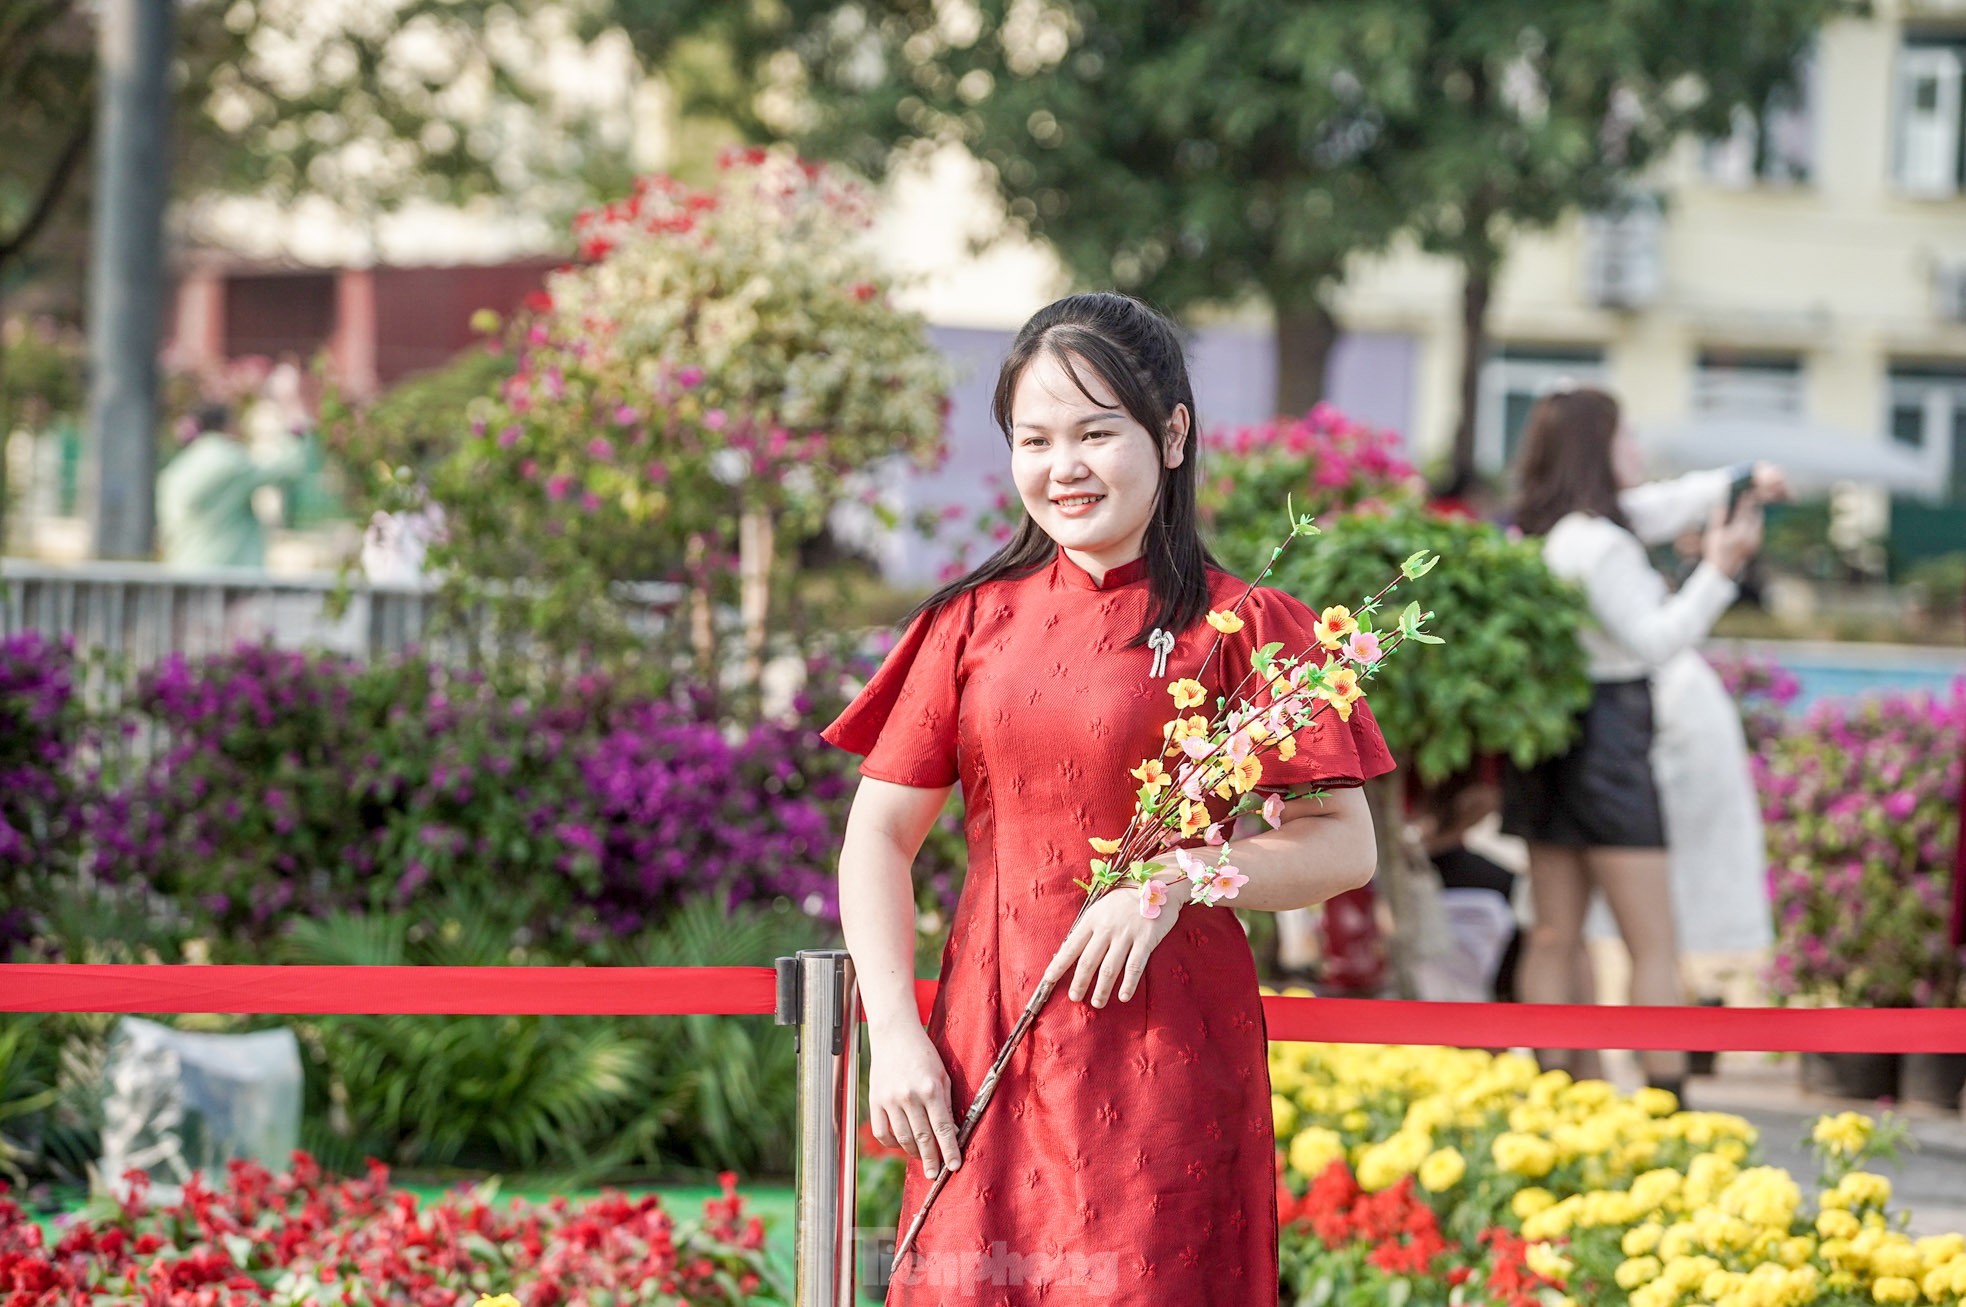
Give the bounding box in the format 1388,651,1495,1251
776,950,861,1306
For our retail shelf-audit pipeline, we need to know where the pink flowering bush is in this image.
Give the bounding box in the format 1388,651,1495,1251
1200,402,1425,530
1759,688,1965,1007
1707,649,1802,753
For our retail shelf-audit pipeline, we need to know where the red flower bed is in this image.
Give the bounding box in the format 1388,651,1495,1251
1277,1158,1561,1307
0,1153,783,1306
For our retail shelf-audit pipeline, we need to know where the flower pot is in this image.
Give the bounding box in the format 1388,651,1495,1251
1901,1051,1966,1112
1800,1051,1900,1100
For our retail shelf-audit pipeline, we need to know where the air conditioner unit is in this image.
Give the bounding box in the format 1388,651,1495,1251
1936,263,1966,322
1582,195,1664,310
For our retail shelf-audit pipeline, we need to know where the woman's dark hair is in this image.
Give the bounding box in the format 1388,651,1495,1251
1509,386,1631,537
907,292,1219,647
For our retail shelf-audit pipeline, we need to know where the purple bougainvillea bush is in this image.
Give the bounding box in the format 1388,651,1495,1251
0,631,86,955
1758,686,1965,1008
63,642,898,957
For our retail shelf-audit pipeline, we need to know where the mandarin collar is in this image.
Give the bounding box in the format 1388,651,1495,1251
1055,546,1150,591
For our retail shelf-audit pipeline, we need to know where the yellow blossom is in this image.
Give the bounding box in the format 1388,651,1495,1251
1623,1223,1664,1257
1130,759,1172,793
1616,1256,1663,1291
1524,1242,1574,1282
1817,1208,1860,1241
1205,609,1245,634
477,1298,523,1307
1177,802,1210,837
1276,735,1297,761
1419,1147,1466,1192
1811,1110,1873,1158
1287,1127,1346,1179
1492,1131,1557,1178
1871,1275,1920,1303
1228,755,1263,794
1088,836,1123,855
1168,678,1207,710
1837,1171,1892,1210
1314,604,1358,650
1514,1187,1558,1220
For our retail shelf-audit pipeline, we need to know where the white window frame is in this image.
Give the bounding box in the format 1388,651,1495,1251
1885,368,1966,490
1475,349,1608,473
1897,44,1964,198
1701,49,1817,189
1693,352,1806,418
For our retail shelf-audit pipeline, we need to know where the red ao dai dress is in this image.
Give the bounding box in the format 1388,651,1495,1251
823,546,1396,1306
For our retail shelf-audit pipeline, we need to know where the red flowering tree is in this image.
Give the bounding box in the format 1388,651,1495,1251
418,146,951,684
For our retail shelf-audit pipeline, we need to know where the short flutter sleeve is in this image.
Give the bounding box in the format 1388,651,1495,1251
821,589,975,788
1218,584,1398,791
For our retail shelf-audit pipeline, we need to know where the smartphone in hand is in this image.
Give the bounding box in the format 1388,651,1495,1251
1726,467,1757,518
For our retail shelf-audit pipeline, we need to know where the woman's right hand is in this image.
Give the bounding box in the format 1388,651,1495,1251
868,1022,963,1180
1703,499,1764,577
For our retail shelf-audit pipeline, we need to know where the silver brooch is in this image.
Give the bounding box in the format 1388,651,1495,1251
1147,628,1175,679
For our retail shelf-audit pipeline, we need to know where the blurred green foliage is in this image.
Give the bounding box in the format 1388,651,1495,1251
1215,507,1593,783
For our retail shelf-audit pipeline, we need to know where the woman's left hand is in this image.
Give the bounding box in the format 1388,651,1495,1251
1041,876,1191,1008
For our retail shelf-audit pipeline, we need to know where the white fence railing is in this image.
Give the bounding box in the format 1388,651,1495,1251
1,559,687,702
2,559,442,669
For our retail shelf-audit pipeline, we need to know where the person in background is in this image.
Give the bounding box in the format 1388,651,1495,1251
156,401,309,569
1500,383,1782,1100
1417,771,1521,1003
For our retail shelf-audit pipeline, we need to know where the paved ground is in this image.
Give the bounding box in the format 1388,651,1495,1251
1677,1054,1966,1236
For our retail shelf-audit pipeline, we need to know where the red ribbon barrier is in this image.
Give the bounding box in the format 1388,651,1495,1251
4,965,1964,1053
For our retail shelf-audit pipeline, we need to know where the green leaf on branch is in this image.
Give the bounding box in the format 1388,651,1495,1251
1251,641,1285,674
1401,550,1438,579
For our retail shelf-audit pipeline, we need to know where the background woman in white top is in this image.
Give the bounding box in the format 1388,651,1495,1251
1499,386,1779,1095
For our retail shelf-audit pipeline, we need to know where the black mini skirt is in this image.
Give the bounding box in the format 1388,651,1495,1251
1499,678,1667,850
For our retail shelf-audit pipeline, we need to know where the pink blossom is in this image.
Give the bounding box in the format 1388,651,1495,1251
1204,824,1226,846
1205,863,1249,900
519,458,538,480
1883,790,1916,821
546,474,573,501
677,366,704,388
1263,793,1286,828
1138,879,1170,920
644,461,668,483
1342,631,1382,666
1180,736,1214,761
497,425,521,448
614,405,641,425
580,491,602,513
587,437,615,461
704,408,729,430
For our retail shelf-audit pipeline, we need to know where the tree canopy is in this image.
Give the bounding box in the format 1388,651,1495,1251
613,0,1854,466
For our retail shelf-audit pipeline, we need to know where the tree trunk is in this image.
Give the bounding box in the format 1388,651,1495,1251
738,502,774,692
685,531,716,693
1446,255,1494,495
1273,301,1341,418
87,0,175,560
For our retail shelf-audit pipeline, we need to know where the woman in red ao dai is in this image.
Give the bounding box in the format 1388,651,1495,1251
824,293,1396,1306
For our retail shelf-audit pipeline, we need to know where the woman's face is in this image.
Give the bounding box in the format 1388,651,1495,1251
1009,350,1187,577
1611,422,1645,490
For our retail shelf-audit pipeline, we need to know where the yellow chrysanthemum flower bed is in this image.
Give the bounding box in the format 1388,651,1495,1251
1268,1035,1964,1307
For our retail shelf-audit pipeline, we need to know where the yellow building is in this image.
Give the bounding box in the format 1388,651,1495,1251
1331,0,1966,506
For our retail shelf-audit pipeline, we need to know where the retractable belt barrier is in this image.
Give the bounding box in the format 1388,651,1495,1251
8,958,1966,1307
5,964,1964,1053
